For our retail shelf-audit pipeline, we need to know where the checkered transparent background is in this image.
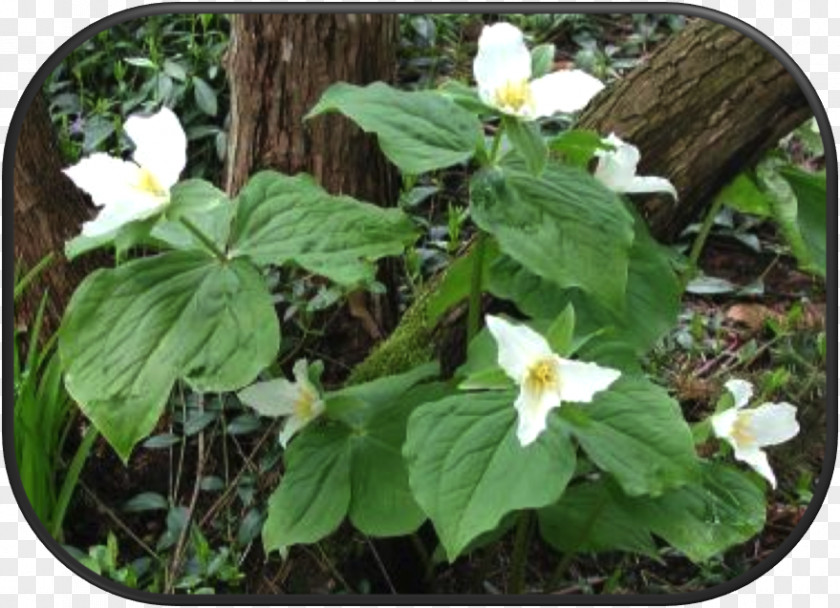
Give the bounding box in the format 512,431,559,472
1,0,837,606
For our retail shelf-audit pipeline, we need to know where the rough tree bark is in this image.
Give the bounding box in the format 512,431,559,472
223,13,401,337
12,92,101,333
578,18,811,241
349,17,815,381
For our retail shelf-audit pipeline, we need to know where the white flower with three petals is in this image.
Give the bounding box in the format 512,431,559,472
594,133,678,199
63,106,187,238
473,22,605,120
711,378,799,488
486,315,621,447
237,360,326,448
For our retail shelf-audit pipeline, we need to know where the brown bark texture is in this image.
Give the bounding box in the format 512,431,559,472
223,13,399,202
578,18,812,241
12,93,100,333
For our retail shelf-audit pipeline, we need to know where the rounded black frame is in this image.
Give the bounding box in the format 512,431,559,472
3,2,836,605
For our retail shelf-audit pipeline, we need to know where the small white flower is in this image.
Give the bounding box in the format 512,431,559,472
63,106,187,238
711,378,799,488
473,22,604,120
486,315,621,447
237,360,325,448
594,133,678,200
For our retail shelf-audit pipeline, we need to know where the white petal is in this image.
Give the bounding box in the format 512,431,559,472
124,106,187,190
724,379,754,409
593,133,641,192
292,359,310,385
625,176,679,200
747,402,799,447
485,315,553,383
711,407,738,441
278,415,308,448
473,23,532,106
64,153,166,237
734,446,777,488
529,70,604,117
237,379,298,417
556,358,621,404
514,381,561,447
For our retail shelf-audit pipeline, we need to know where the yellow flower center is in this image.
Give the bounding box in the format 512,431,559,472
133,167,167,197
730,411,756,448
524,358,560,395
494,79,535,113
293,386,319,421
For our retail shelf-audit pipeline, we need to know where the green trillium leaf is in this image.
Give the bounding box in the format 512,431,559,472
229,171,417,286
470,157,634,313
539,462,766,564
558,376,700,497
306,81,483,174
59,251,279,461
404,391,576,561
262,367,444,552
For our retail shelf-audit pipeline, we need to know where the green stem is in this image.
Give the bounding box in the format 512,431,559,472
508,510,533,594
178,216,227,262
488,122,506,164
466,231,488,344
409,533,435,583
50,426,99,541
685,194,726,284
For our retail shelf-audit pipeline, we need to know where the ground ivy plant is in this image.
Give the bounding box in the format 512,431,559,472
58,21,801,591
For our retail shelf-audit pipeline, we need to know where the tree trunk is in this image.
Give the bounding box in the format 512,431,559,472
578,18,811,241
349,17,814,381
12,93,100,334
223,13,401,339
224,14,398,200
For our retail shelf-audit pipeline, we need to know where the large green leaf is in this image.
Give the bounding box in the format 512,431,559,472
539,462,766,563
642,462,766,563
262,368,443,550
488,212,681,370
470,158,634,313
404,391,576,561
557,376,699,496
538,478,659,559
59,251,279,460
263,425,353,553
502,116,547,176
780,166,827,277
306,82,483,174
229,171,417,286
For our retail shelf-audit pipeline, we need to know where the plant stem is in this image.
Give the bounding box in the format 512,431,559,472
50,426,99,540
466,231,488,344
409,533,435,583
509,510,533,594
178,216,227,262
489,125,505,163
685,194,726,282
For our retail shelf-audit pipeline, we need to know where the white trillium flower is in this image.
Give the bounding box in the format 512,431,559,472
594,133,678,200
237,360,326,448
63,106,187,238
473,22,605,120
711,378,799,488
486,315,621,447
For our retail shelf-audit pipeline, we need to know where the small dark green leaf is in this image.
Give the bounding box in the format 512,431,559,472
142,433,181,449
123,492,169,513
192,76,218,116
